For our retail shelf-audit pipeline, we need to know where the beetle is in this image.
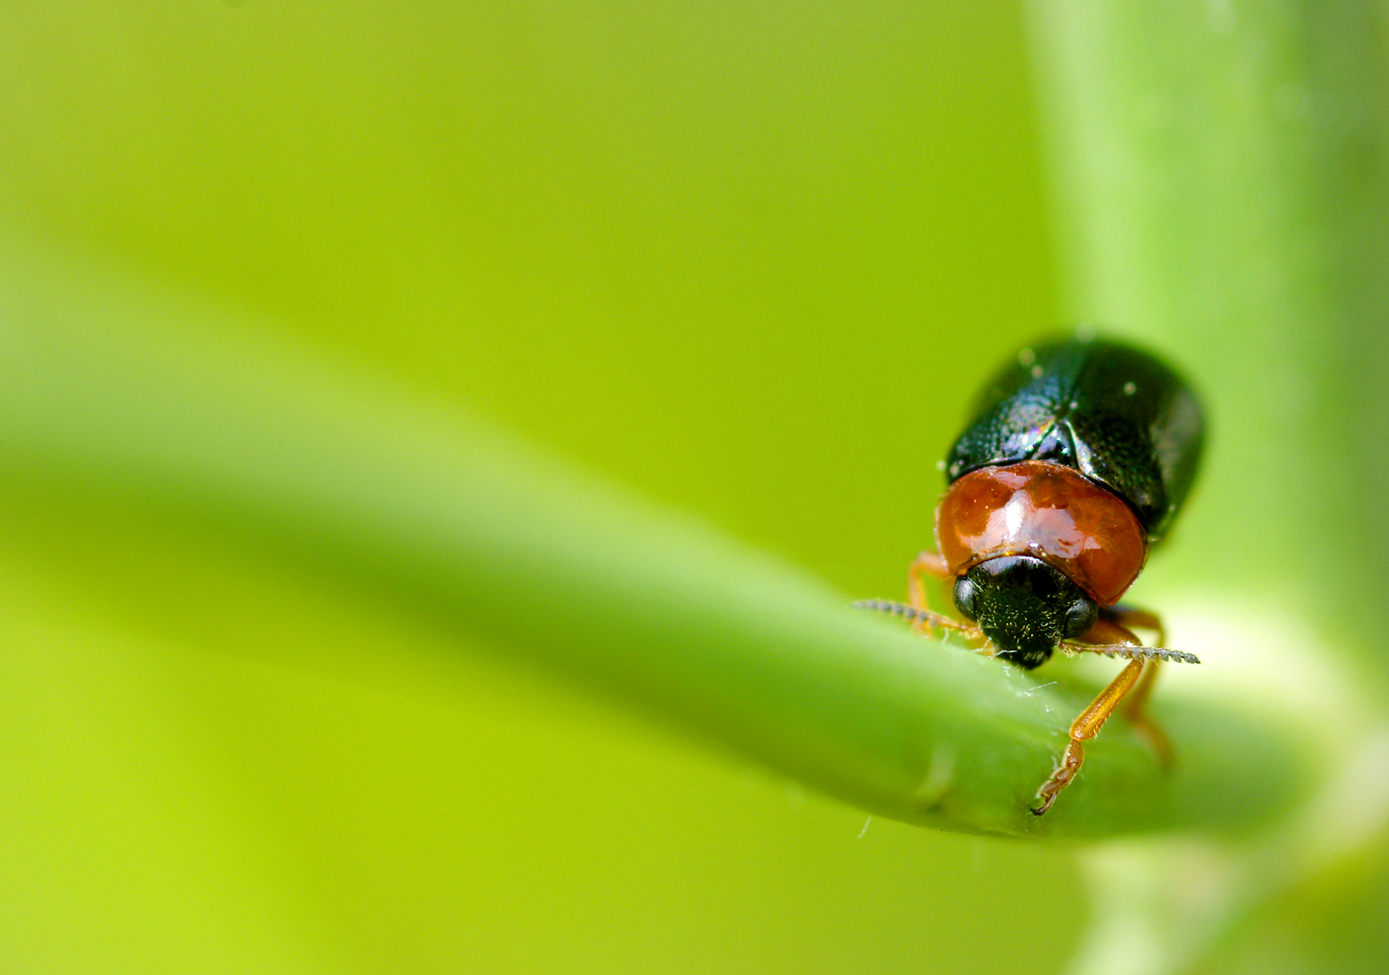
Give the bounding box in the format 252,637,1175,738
857,333,1204,814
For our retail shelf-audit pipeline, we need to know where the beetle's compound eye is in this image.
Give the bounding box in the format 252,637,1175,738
1064,595,1099,639
952,576,977,620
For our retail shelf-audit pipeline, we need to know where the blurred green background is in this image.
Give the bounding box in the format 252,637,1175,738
0,2,1082,972
6,1,1382,973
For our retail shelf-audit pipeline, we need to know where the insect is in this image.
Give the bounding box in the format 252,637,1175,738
857,334,1204,814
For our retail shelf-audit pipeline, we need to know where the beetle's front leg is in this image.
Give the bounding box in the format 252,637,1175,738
907,551,952,637
1033,656,1146,815
1097,607,1171,765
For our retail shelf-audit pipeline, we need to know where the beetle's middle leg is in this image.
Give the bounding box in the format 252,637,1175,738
1103,605,1165,646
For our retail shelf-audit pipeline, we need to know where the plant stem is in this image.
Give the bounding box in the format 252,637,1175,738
0,234,1307,838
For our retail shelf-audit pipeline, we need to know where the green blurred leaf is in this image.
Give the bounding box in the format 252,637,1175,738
1029,1,1389,971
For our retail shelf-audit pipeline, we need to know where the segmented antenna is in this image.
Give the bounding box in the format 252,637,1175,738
851,599,971,632
1063,643,1201,665
853,598,925,622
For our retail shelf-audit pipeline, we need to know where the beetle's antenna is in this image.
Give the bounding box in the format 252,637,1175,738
1061,642,1200,665
851,599,973,633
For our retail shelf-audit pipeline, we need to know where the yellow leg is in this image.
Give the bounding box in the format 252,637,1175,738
1123,659,1172,766
1104,605,1165,646
856,547,984,647
1098,606,1171,765
1035,610,1180,813
1033,656,1145,815
907,551,952,637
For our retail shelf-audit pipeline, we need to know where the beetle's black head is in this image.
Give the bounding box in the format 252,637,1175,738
951,555,1097,669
